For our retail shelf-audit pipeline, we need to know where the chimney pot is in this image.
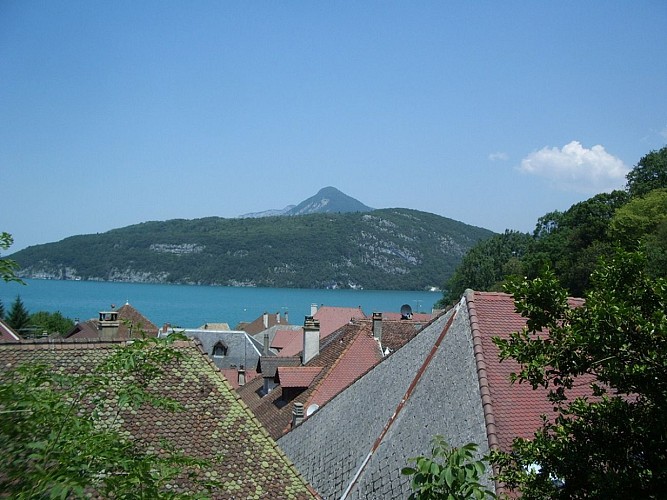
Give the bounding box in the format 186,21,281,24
263,312,269,329
263,332,270,355
292,402,304,428
302,316,320,364
372,312,383,344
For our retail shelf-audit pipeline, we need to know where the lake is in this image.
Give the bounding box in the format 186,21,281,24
0,279,441,329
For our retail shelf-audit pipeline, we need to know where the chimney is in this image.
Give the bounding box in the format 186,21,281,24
302,316,320,364
292,402,304,428
276,311,280,324
284,310,289,324
162,323,171,334
372,312,383,343
263,332,270,355
263,312,269,329
310,303,318,316
238,365,246,386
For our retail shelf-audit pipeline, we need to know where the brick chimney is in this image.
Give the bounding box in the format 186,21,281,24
292,402,304,428
372,312,383,344
302,316,320,364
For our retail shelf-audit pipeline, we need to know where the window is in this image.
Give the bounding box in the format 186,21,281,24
212,342,228,358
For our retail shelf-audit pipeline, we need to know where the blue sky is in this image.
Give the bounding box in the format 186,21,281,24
2,1,666,252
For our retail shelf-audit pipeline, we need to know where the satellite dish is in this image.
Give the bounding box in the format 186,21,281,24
306,404,320,416
400,304,413,319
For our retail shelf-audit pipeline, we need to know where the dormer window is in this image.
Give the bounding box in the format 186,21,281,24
212,342,228,358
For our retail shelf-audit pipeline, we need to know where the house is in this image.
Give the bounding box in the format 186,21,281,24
65,302,159,339
160,325,263,388
0,337,317,499
235,310,290,336
277,291,587,499
0,318,20,341
263,305,369,358
238,313,424,440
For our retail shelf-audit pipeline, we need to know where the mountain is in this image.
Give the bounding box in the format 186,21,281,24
285,186,373,215
238,205,295,219
238,187,371,218
11,209,494,291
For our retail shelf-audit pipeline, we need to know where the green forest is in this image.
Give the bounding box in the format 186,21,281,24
439,145,667,305
10,208,493,291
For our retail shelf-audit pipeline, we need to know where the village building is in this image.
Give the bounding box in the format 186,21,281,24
0,337,317,499
65,302,159,339
238,312,426,440
277,291,586,499
160,324,264,389
0,318,20,342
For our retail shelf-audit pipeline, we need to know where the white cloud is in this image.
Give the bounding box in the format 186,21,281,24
488,152,509,162
518,141,629,193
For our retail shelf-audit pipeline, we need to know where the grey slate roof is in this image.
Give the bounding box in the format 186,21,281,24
161,328,263,371
277,302,492,499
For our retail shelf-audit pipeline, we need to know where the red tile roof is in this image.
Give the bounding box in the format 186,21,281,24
272,329,300,349
237,317,422,440
219,367,260,389
307,324,381,408
0,319,20,341
278,366,323,388
0,339,316,498
66,303,158,339
381,312,432,322
467,291,590,453
313,306,366,338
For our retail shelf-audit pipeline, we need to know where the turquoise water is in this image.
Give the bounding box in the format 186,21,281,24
0,279,441,329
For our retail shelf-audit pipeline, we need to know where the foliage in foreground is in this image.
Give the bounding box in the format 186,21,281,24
0,335,218,499
491,249,667,498
402,436,495,499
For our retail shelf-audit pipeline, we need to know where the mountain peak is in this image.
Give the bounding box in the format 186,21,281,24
286,187,373,216
238,187,373,218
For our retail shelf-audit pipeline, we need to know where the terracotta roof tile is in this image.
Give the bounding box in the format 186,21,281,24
0,319,20,341
272,329,300,349
467,290,590,452
313,306,366,338
0,339,315,499
278,366,323,388
238,318,421,440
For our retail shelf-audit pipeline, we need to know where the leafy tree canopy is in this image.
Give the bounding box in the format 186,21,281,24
1,232,23,284
438,230,532,306
491,249,667,498
402,436,495,500
626,145,667,198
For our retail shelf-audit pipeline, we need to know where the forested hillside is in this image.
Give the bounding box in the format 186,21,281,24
439,145,667,305
11,208,493,291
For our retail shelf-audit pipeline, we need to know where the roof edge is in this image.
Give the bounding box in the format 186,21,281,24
464,289,504,496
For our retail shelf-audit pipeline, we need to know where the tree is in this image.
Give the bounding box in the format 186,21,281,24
27,310,75,337
402,436,495,500
626,145,667,198
6,295,30,335
491,249,667,498
438,230,532,306
0,334,217,498
0,232,23,284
